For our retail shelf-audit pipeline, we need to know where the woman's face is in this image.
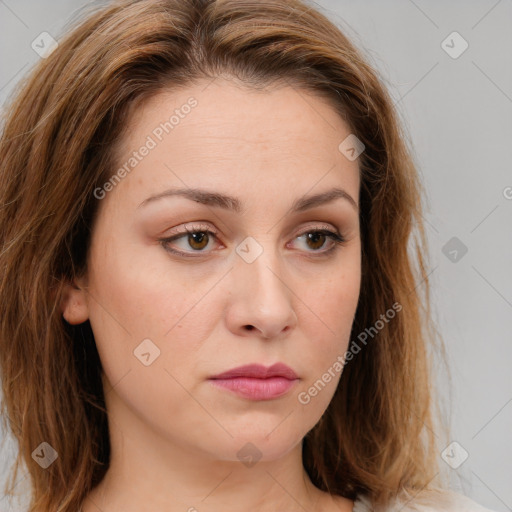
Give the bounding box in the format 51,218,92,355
64,77,361,464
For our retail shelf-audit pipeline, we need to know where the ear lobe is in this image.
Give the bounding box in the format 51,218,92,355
60,278,89,325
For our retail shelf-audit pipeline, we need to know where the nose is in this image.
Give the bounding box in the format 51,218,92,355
224,243,298,340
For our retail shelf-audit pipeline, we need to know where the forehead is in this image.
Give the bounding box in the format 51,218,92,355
134,79,346,140
105,77,360,212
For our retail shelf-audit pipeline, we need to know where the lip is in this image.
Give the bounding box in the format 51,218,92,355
209,363,299,400
210,363,298,380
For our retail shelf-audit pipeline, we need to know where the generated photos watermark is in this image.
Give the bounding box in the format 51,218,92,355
93,97,198,200
298,301,402,405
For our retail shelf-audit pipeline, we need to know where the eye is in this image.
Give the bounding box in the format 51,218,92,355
158,223,347,258
290,226,346,255
158,223,220,258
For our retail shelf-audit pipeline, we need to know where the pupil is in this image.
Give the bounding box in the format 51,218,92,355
190,232,207,249
308,232,325,249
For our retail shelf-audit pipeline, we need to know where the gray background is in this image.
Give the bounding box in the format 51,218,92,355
1,1,511,511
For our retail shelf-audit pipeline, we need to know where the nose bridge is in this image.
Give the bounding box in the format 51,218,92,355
230,235,296,336
236,236,287,302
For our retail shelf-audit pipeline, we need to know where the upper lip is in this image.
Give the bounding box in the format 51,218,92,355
210,363,298,380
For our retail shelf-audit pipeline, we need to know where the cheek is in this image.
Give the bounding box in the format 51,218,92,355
85,242,225,386
84,250,224,435
295,265,361,403
302,265,361,344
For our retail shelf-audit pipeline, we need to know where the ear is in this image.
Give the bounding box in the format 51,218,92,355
60,276,89,325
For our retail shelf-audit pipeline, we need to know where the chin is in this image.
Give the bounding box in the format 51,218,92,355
211,428,306,464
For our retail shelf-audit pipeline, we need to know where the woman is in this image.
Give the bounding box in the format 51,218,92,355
0,1,497,511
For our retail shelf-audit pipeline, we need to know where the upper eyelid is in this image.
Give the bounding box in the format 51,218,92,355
164,221,340,237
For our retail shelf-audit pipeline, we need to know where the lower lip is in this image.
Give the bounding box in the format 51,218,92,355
209,377,298,400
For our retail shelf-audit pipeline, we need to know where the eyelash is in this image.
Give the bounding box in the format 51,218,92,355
158,223,347,259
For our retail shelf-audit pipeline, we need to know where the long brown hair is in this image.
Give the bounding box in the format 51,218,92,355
0,1,449,510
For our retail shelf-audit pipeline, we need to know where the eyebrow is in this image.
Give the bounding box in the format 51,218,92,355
137,186,359,213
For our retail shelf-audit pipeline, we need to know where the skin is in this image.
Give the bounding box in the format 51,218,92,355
62,76,361,512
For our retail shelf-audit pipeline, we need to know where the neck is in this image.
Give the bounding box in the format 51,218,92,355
81,389,336,512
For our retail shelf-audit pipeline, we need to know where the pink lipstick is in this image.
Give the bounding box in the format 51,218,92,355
208,363,299,400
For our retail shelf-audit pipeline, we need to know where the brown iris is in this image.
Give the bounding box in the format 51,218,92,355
187,231,209,250
305,232,327,250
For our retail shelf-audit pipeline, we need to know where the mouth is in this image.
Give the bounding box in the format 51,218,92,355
208,363,299,401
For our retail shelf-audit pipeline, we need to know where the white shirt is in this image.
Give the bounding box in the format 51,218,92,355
353,489,497,511
77,489,497,511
